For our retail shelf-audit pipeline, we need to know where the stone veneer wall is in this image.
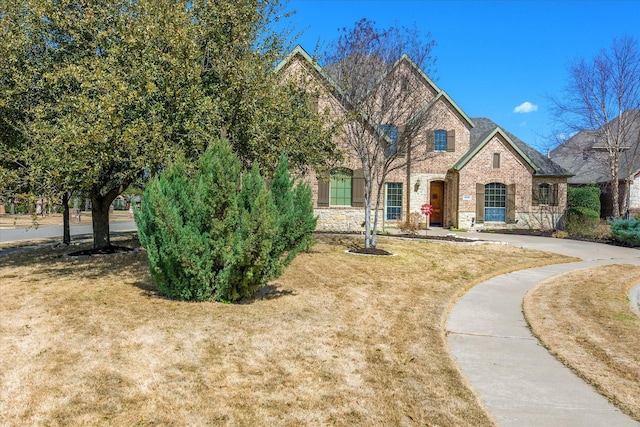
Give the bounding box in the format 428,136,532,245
629,175,640,215
314,207,382,232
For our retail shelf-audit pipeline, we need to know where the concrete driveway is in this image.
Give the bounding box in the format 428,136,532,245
446,233,640,426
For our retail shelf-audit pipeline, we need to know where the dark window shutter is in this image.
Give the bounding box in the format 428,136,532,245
427,130,434,152
551,183,559,206
446,129,456,152
476,183,485,223
507,184,516,223
532,184,540,206
352,169,365,207
317,175,329,207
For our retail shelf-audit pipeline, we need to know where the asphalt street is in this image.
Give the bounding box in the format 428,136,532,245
0,221,137,243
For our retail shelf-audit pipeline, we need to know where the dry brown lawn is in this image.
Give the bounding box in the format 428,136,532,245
524,264,640,421
1,234,573,426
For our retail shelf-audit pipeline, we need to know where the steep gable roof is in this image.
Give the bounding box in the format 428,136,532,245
393,55,474,129
453,118,571,176
549,110,640,184
275,45,344,96
276,46,395,145
319,49,474,130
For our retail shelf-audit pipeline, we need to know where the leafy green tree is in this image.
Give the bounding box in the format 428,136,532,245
1,0,335,249
136,139,314,302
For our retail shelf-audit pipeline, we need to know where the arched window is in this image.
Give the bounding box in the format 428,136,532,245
434,130,447,151
484,183,506,222
330,168,353,206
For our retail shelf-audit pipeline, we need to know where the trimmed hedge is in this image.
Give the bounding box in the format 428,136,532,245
567,185,600,214
565,186,601,235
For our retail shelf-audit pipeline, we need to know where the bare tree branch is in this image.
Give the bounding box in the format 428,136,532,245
551,36,640,218
323,19,437,248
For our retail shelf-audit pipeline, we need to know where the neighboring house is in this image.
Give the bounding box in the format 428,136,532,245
278,46,571,231
550,111,640,218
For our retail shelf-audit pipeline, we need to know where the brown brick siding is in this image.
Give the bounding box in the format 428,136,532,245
284,51,568,232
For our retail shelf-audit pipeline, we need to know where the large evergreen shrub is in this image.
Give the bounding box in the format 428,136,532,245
268,155,317,276
609,218,640,247
135,140,315,302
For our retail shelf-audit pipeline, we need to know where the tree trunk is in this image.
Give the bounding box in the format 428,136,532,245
371,182,385,249
621,178,631,218
405,139,411,220
62,192,71,245
364,197,372,249
611,158,620,218
91,194,112,249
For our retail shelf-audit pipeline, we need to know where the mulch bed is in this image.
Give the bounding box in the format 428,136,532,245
348,247,395,256
67,245,136,257
478,229,631,247
481,229,555,237
395,233,482,243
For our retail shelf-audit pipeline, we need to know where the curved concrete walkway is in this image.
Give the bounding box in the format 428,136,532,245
446,234,640,426
631,284,640,317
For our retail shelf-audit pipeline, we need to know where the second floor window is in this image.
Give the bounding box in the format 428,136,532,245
381,124,398,157
434,130,447,151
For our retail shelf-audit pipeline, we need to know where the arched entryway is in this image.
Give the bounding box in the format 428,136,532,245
429,181,444,225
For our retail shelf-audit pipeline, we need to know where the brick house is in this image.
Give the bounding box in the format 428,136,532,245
278,46,571,231
550,110,640,218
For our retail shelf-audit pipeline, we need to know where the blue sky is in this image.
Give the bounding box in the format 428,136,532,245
278,0,640,153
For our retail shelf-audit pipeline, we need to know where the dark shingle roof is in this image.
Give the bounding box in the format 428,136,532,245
469,118,571,176
549,110,640,184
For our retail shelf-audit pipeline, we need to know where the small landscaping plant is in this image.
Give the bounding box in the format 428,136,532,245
135,139,316,302
398,212,423,235
609,218,640,247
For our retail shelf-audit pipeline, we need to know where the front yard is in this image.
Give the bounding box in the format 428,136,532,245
0,235,571,426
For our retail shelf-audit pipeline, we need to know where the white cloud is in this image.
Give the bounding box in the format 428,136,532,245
514,101,538,113
519,121,527,127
